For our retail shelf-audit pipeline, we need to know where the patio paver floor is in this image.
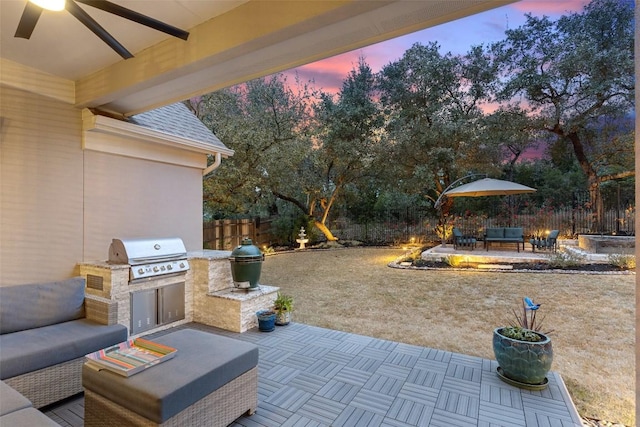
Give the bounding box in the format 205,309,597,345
44,322,582,427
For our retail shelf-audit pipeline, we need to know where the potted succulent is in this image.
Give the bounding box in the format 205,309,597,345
274,292,294,326
256,309,276,332
493,297,553,390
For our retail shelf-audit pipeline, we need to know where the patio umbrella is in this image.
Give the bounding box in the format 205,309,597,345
443,178,536,198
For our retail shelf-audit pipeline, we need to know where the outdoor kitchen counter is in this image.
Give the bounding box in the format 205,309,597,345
189,250,278,333
188,250,232,260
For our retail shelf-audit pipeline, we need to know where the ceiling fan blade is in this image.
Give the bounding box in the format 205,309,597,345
66,0,133,59
14,1,43,39
76,0,189,40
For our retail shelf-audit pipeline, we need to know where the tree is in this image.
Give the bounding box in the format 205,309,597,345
188,75,315,219
491,0,635,231
273,58,386,240
377,42,501,240
482,106,539,181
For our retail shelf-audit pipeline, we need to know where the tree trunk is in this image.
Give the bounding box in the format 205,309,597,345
314,220,338,241
562,130,603,232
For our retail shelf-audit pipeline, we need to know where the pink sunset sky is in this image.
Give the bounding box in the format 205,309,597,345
284,0,590,94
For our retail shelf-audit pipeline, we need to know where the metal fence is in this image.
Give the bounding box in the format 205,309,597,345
331,205,635,244
205,205,635,248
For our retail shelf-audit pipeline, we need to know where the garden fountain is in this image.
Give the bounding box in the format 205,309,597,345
296,227,309,249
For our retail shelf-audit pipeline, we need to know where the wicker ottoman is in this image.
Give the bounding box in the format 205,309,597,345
82,329,258,427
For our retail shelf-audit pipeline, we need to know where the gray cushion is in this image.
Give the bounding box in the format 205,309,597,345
0,277,86,334
0,319,128,379
485,228,504,239
0,380,32,416
0,407,61,426
504,228,523,239
82,329,258,423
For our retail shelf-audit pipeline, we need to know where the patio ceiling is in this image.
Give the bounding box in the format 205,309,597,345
1,0,516,116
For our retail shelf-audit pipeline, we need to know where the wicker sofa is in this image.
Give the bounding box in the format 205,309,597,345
0,277,128,409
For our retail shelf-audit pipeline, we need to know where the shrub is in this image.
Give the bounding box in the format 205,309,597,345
546,251,586,268
607,253,636,270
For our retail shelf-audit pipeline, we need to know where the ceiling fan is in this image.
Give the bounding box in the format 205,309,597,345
14,0,190,59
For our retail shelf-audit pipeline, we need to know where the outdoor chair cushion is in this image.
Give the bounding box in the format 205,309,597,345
0,277,86,334
504,228,524,239
485,228,504,239
0,380,31,416
0,407,61,426
0,319,128,379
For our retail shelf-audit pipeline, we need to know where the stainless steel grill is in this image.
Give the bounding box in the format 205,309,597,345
108,237,189,281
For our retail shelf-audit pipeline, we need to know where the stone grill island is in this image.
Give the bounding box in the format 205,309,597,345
79,249,278,336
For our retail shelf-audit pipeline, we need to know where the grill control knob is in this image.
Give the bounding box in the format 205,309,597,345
153,266,159,272
167,265,173,271
179,262,185,268
161,266,166,271
138,268,144,275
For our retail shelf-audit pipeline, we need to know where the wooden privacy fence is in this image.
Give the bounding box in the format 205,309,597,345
203,218,274,250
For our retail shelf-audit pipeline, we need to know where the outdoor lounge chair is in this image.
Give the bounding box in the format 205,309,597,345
452,228,477,250
530,230,560,252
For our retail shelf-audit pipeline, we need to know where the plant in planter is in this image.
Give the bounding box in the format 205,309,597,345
256,309,277,332
493,297,553,390
274,292,294,326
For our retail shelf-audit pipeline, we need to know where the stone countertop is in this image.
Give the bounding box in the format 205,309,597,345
210,285,279,301
79,260,130,269
188,250,232,260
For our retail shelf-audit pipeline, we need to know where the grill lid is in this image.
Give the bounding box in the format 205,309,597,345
109,237,187,265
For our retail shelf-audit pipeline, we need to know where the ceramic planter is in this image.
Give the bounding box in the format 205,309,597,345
256,310,276,332
493,327,553,387
275,310,291,326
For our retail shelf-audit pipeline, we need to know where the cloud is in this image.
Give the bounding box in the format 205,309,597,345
282,0,589,95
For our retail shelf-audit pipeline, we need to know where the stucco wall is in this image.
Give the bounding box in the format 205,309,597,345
1,86,84,286
1,86,205,286
83,150,203,261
